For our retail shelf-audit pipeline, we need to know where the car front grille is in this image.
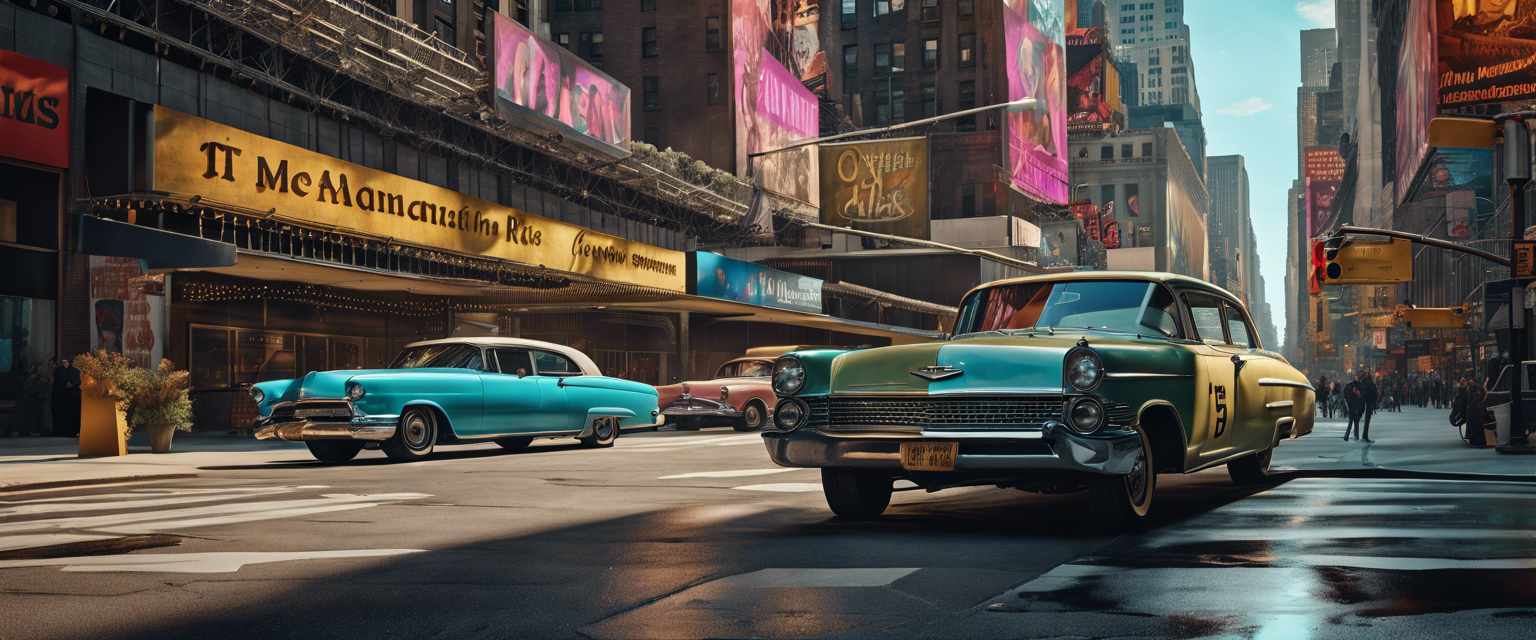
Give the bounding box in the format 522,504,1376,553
269,400,353,423
799,395,1139,432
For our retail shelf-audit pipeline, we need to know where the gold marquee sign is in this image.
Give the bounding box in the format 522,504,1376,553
153,107,685,292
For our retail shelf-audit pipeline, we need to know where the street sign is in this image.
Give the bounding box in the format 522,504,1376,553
1405,339,1433,358
1515,241,1536,280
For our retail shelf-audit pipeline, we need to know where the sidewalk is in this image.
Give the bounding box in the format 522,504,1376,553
0,432,309,492
1274,405,1536,476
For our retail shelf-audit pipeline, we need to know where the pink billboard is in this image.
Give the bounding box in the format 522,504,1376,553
493,12,631,157
734,0,820,205
1394,0,1435,204
1004,0,1068,205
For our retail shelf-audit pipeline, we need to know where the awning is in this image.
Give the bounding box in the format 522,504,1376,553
77,214,236,270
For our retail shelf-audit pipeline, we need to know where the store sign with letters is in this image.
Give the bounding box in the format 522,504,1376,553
153,108,685,291
0,49,69,168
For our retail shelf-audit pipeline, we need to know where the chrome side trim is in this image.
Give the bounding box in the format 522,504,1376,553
469,429,582,439
1259,378,1315,391
1105,372,1193,379
1266,400,1296,410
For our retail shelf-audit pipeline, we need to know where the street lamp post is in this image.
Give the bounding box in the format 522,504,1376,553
1500,119,1533,454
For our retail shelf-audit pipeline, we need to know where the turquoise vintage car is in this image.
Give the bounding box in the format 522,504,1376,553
763,272,1315,530
252,338,661,462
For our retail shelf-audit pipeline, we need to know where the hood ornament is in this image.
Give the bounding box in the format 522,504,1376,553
911,365,964,381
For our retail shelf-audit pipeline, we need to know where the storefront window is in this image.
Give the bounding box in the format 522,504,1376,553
190,327,231,389
236,331,296,385
0,295,54,403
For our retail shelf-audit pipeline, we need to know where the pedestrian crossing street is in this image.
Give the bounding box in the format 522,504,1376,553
0,484,429,573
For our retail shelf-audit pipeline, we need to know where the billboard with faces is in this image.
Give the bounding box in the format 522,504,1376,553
1004,0,1069,204
734,0,821,205
1437,0,1536,106
1394,0,1436,204
493,12,632,157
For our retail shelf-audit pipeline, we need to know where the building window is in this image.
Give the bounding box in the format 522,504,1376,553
921,0,939,21
642,26,658,57
554,0,572,12
892,88,905,122
922,84,936,117
923,38,938,69
706,16,721,50
842,0,856,28
643,76,659,108
1141,142,1153,156
961,184,978,217
875,43,891,71
959,0,973,16
844,45,858,77
641,0,655,10
1100,145,1113,160
875,84,890,125
893,42,905,70
874,0,891,16
433,18,453,42
643,126,660,142
958,33,975,67
557,33,571,49
1121,143,1133,158
575,0,602,10
579,32,604,64
707,72,721,105
958,79,975,130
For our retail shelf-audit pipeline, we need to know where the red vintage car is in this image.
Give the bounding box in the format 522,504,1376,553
657,347,819,431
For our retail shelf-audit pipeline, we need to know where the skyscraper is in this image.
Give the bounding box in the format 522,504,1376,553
1208,155,1251,299
1104,0,1201,111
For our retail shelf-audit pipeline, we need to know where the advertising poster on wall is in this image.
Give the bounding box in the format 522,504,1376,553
0,50,68,169
1304,147,1345,237
1066,43,1120,128
818,137,929,239
1124,183,1140,217
1395,0,1436,204
88,256,165,369
733,0,821,205
1069,200,1100,241
1436,0,1536,106
1426,146,1494,238
1004,0,1069,204
690,252,823,314
771,0,827,94
492,13,631,157
1039,219,1081,268
1099,201,1120,249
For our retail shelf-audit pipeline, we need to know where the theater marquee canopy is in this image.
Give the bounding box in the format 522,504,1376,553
151,107,685,292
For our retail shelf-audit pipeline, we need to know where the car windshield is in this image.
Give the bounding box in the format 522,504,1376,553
388,344,485,371
717,360,773,378
956,280,1182,338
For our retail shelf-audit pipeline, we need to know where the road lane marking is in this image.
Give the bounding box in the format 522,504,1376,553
731,483,822,492
0,489,296,516
659,469,799,479
621,434,764,450
0,549,424,573
0,493,432,534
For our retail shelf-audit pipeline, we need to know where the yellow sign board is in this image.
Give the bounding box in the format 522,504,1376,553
152,108,686,291
1324,237,1413,285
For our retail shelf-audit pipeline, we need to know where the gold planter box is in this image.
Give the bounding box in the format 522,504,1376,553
78,394,127,457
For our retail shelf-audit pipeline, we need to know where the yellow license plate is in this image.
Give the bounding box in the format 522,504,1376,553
900,442,957,471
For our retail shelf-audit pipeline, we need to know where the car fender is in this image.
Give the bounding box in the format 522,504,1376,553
578,407,639,437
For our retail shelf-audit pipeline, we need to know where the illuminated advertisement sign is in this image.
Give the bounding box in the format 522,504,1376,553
1427,147,1494,239
1437,0,1536,106
733,0,820,205
1004,0,1069,204
818,137,929,239
1304,147,1345,237
492,12,631,157
0,49,68,168
690,251,823,314
1395,0,1436,204
1070,200,1100,241
1066,43,1121,128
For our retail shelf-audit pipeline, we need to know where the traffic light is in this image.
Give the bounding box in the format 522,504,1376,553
1322,236,1413,285
1310,240,1327,294
1395,303,1470,329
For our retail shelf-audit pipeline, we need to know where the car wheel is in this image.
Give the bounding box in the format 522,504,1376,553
1088,426,1155,532
306,440,363,463
821,468,893,519
1228,443,1276,485
579,416,620,448
495,437,533,451
734,400,768,432
382,406,437,462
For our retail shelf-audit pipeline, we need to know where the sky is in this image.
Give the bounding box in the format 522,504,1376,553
1184,0,1334,353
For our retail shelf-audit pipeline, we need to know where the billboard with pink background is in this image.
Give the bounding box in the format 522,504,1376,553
1004,0,1068,205
493,12,631,157
734,0,820,205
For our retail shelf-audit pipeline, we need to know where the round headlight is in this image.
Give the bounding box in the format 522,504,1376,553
346,383,366,400
773,357,806,395
774,399,806,431
1068,398,1105,434
1065,350,1104,391
250,387,265,404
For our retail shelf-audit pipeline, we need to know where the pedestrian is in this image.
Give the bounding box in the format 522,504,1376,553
1344,373,1365,441
1361,372,1379,443
50,357,80,438
1452,377,1469,432
1317,376,1332,419
1467,377,1491,448
11,364,42,437
36,357,55,437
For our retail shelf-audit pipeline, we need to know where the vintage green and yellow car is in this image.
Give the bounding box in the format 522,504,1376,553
763,272,1315,530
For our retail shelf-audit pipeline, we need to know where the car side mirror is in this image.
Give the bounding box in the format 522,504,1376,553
516,368,529,378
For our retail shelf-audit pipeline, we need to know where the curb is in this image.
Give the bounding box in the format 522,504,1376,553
1273,467,1536,483
0,473,199,494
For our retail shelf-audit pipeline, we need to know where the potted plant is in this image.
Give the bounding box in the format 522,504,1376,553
73,349,135,457
124,359,193,454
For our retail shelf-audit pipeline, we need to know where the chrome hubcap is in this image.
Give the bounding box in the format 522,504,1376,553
744,405,761,426
1125,450,1148,505
595,418,613,439
405,414,429,448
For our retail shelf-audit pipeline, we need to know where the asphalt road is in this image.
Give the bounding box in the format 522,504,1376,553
2,426,1534,639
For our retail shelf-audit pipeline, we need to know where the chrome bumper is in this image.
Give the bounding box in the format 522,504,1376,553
762,424,1143,475
661,397,742,419
255,415,399,442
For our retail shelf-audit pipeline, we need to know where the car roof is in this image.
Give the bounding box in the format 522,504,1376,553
404,337,602,376
962,271,1244,308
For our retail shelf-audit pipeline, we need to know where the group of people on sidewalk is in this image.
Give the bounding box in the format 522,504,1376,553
5,358,81,438
1451,376,1498,448
1315,371,1381,442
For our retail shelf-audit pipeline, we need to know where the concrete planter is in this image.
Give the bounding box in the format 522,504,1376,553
78,395,126,457
147,422,176,454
